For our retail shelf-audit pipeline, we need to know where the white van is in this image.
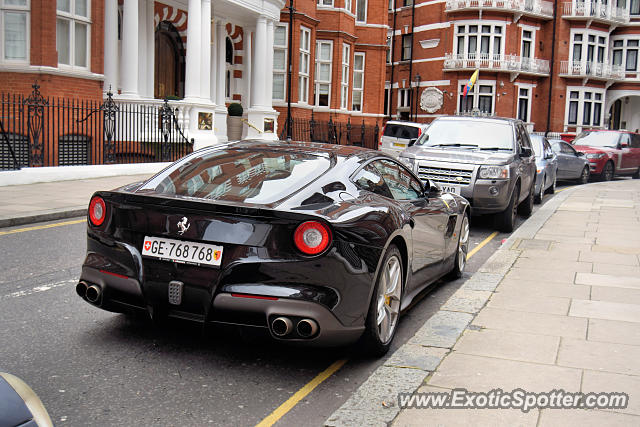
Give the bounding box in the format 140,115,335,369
379,120,430,157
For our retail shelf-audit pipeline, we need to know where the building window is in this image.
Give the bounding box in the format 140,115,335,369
56,0,91,68
317,0,334,6
341,44,350,109
566,89,604,127
384,87,390,116
273,24,287,101
1,0,29,62
613,40,623,66
521,30,532,58
386,32,392,64
356,0,367,22
388,0,394,10
353,52,365,111
404,0,413,6
611,37,639,71
398,88,410,119
401,34,411,61
455,24,503,59
631,0,639,14
571,31,608,67
345,0,352,12
299,26,311,103
627,40,638,71
315,40,332,107
517,87,530,122
459,83,494,114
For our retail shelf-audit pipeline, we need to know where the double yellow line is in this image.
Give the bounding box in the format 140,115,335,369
0,218,85,236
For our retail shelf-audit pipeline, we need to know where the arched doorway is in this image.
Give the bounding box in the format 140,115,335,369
155,21,185,99
607,93,640,132
225,37,233,99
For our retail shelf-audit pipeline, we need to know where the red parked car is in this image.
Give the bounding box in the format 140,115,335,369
572,130,640,181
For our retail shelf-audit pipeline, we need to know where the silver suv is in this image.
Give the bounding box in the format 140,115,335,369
398,116,536,232
379,120,430,157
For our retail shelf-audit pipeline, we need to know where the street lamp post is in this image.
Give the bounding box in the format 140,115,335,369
413,73,421,121
286,0,295,141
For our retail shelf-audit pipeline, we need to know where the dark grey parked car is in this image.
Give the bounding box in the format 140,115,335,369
398,116,536,232
530,134,558,204
549,139,591,184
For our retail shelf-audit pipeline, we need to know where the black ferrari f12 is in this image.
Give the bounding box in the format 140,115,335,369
77,141,469,355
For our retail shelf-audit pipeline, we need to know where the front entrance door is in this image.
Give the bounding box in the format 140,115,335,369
154,21,184,99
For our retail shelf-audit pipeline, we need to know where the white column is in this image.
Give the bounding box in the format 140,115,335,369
146,0,155,97
215,20,226,106
210,21,216,103
120,0,139,97
244,28,252,108
251,16,267,108
265,20,274,105
103,0,118,94
137,0,147,97
184,0,202,100
200,0,212,101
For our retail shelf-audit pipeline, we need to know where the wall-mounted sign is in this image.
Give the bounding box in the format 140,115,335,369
421,87,444,113
264,118,275,133
198,112,212,130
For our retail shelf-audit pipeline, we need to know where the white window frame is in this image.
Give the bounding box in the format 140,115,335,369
272,23,288,101
56,0,91,70
401,34,412,61
352,52,365,112
570,28,608,67
1,0,30,63
457,80,496,114
345,0,352,12
340,43,350,110
398,88,410,108
520,28,534,59
516,84,533,123
317,0,334,6
299,26,311,104
564,86,605,130
356,0,367,23
454,22,504,60
386,31,392,64
611,36,639,72
315,39,333,107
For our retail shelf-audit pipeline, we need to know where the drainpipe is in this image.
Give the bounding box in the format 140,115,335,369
389,1,398,120
408,0,416,120
545,0,558,136
286,0,295,141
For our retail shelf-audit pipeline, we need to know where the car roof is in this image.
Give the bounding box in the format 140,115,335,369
434,115,519,125
384,120,428,127
582,129,639,135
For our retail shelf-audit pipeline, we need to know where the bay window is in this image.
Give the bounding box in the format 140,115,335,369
611,37,639,71
352,53,365,111
566,88,604,128
1,0,29,62
299,26,311,103
315,40,332,107
56,0,91,68
272,24,287,101
455,24,503,59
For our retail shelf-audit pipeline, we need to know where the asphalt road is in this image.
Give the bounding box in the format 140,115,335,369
0,185,570,426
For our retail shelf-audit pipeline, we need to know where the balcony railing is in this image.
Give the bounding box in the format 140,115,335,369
562,2,629,24
559,60,625,80
443,53,550,75
445,0,554,18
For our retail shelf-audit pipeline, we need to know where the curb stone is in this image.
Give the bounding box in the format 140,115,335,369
0,207,87,229
323,185,581,427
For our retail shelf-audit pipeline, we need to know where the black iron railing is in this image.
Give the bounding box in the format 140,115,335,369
279,112,380,150
0,84,193,170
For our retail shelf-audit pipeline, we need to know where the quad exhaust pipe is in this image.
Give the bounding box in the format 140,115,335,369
85,285,102,304
296,319,318,338
76,281,88,298
271,317,293,337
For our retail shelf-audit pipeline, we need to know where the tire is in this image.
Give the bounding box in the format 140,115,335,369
518,180,535,218
633,168,640,179
546,173,556,194
360,245,403,357
447,213,469,280
600,161,614,181
578,166,590,185
495,185,519,233
534,175,544,204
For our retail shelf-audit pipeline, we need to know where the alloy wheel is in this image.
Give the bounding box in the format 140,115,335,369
457,215,470,273
376,255,402,344
580,167,589,184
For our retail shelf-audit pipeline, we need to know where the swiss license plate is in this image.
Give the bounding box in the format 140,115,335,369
440,184,461,195
142,236,223,267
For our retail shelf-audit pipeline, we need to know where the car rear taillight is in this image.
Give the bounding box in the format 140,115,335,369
294,221,332,255
88,196,106,227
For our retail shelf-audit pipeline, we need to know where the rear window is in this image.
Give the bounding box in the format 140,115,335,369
139,149,331,205
530,136,544,157
383,124,421,140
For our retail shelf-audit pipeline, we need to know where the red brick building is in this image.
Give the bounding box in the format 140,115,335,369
386,0,640,135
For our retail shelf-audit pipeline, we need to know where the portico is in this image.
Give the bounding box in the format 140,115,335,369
103,0,284,148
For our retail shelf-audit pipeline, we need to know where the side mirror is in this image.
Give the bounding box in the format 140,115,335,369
544,153,554,160
521,147,533,157
577,151,585,157
409,138,417,147
620,142,629,149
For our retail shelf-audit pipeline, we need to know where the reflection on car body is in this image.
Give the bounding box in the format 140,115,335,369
77,140,470,356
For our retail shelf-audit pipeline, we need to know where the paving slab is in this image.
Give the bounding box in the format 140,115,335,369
496,279,591,300
428,353,582,393
384,345,449,372
557,338,640,376
512,258,592,273
588,318,640,346
440,289,492,314
471,307,588,339
487,293,570,316
590,286,640,305
569,299,640,323
582,370,640,416
453,329,560,365
592,263,640,277
407,311,473,349
504,268,576,284
575,273,640,290
579,251,639,266
539,409,640,426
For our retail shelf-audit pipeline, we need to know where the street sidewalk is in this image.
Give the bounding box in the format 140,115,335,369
0,174,154,228
326,179,640,426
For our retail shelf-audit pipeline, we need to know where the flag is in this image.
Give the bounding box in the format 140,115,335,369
462,69,479,99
